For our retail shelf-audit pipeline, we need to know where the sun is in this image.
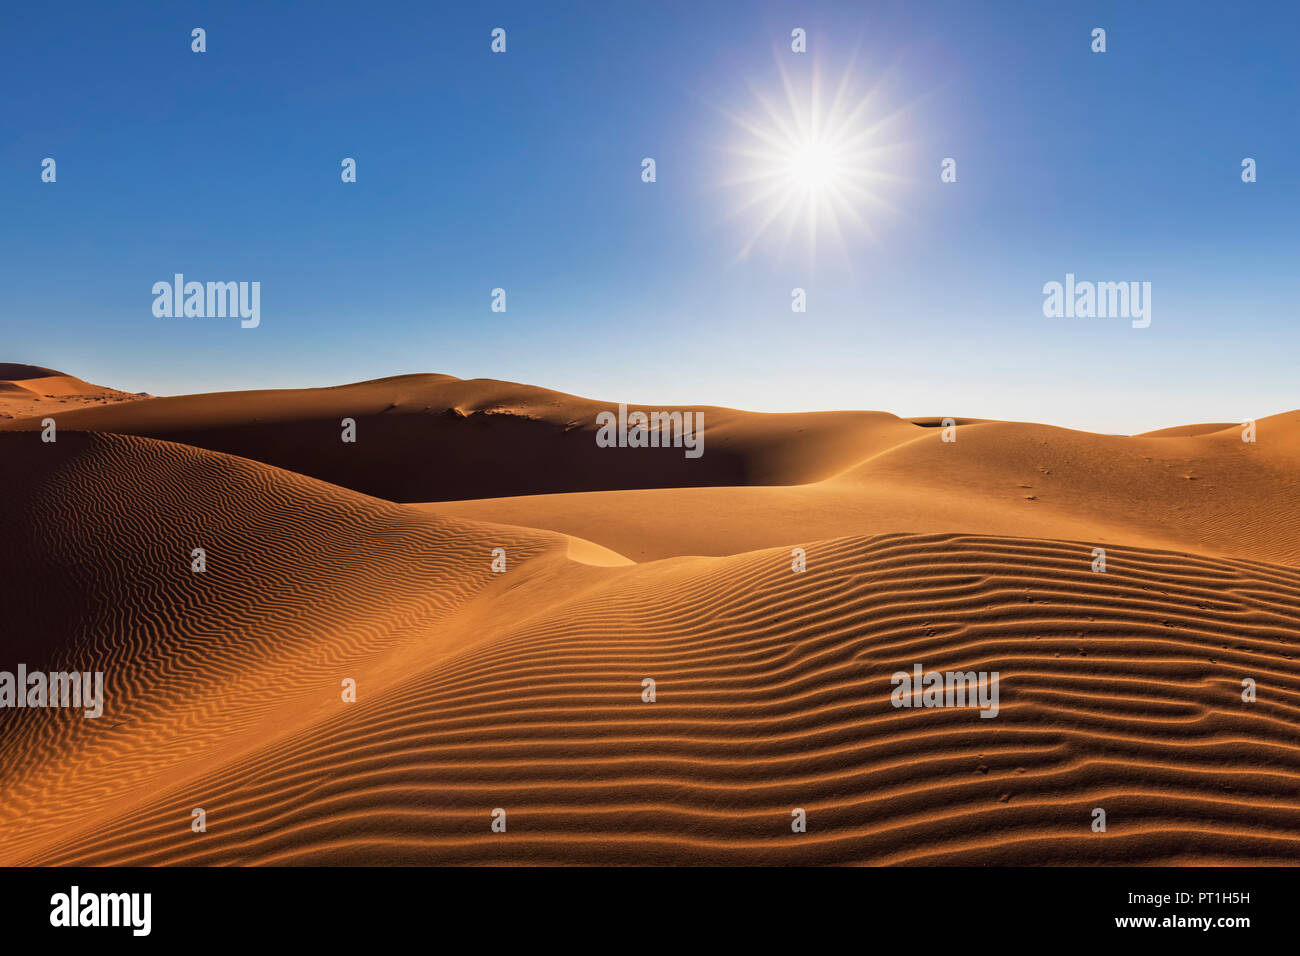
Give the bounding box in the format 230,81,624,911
719,55,908,262
789,140,839,192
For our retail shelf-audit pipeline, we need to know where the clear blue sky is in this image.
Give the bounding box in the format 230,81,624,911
2,0,1296,433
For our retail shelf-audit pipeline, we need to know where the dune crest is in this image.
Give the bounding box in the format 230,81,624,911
423,411,1300,567
0,372,931,499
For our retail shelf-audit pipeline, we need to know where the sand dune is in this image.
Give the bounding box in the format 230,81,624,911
423,411,1300,567
0,363,145,422
0,363,65,379
7,372,1294,565
0,373,921,500
2,423,1299,865
2,369,1297,866
0,431,563,864
1135,422,1240,439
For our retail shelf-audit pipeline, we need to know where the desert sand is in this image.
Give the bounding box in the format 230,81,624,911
0,363,147,422
0,371,1297,865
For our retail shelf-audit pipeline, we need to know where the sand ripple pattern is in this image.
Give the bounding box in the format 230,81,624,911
2,436,1294,866
0,432,558,863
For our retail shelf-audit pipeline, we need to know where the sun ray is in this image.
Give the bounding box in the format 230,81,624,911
719,51,911,263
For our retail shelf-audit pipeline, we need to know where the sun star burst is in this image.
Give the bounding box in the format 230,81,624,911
720,54,909,263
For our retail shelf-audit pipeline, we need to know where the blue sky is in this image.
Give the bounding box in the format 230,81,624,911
2,0,1296,433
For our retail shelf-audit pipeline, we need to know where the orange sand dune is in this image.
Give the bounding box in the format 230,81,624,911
1,429,1298,865
0,430,563,864
423,410,1300,567
1134,421,1239,438
0,373,922,500
4,371,1293,568
0,363,145,422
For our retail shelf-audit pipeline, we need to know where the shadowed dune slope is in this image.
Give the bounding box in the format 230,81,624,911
0,373,922,501
1,432,1298,864
0,363,64,379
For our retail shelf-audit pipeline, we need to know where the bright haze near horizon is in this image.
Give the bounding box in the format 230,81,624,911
2,0,1296,435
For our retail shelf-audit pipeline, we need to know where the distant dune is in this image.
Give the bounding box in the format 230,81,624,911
1,368,1297,865
1134,422,1240,438
423,411,1300,567
0,373,924,500
0,363,146,421
0,363,65,379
